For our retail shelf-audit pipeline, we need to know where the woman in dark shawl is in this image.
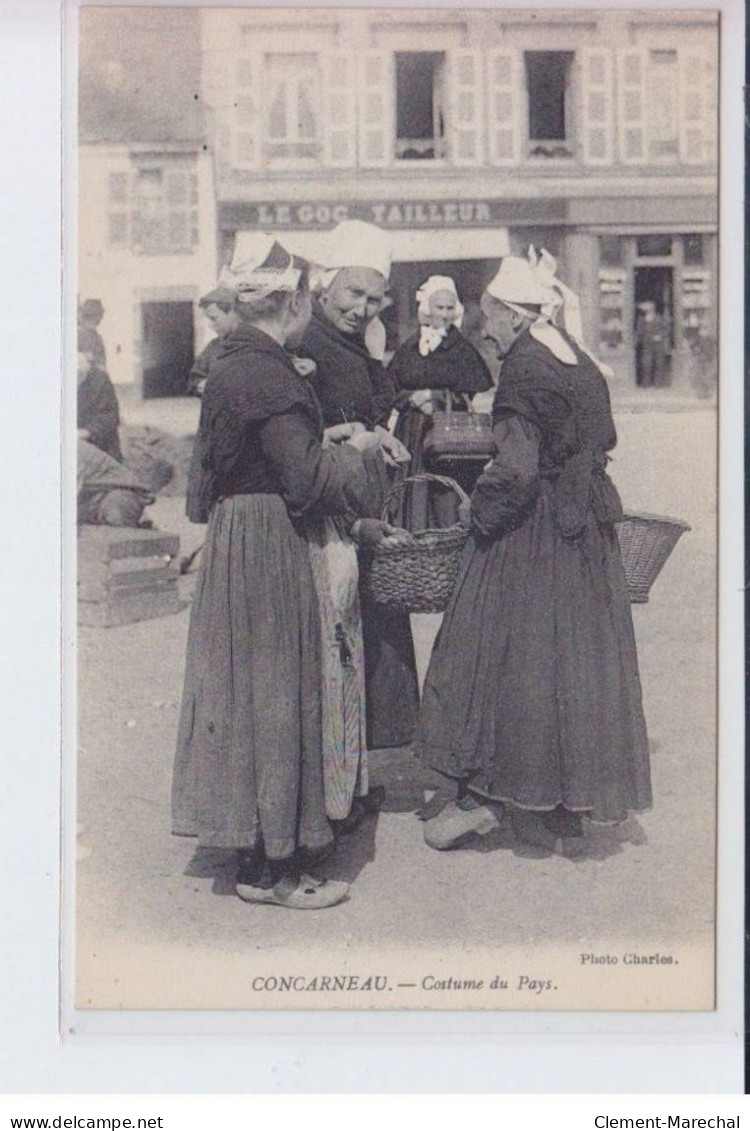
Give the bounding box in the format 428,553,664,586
387,275,492,531
416,249,651,852
172,235,399,910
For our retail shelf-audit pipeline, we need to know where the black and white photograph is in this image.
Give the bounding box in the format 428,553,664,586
73,4,719,1012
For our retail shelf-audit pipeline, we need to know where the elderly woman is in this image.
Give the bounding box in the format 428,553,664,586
298,220,420,756
172,235,396,909
417,249,651,851
388,275,492,531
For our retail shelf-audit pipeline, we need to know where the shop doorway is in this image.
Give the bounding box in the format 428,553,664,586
633,266,674,388
141,301,194,398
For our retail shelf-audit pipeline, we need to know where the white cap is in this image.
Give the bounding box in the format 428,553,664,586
416,275,464,328
323,220,392,280
221,232,301,302
485,252,559,313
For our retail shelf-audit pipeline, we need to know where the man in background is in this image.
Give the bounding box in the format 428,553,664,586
635,300,670,388
78,299,107,370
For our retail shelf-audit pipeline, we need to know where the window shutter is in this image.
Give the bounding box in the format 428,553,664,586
449,50,484,166
487,49,521,166
324,52,357,167
617,49,646,164
233,50,263,170
580,48,614,165
358,52,393,168
679,48,717,165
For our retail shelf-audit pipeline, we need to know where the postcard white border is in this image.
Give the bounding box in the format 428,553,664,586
0,0,742,1093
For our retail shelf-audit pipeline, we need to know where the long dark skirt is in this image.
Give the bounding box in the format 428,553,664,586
416,488,652,823
360,454,420,750
172,494,332,857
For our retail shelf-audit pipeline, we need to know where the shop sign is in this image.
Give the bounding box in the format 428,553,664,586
224,198,566,230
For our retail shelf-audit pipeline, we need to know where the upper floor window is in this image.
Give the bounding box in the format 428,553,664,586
107,164,199,254
395,52,446,160
524,51,575,159
265,53,321,162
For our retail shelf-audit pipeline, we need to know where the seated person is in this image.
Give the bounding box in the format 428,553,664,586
77,439,154,528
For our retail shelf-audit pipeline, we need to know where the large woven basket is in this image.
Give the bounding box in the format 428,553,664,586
362,473,471,614
616,511,690,603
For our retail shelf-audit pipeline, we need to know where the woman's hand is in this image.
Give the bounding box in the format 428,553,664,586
77,428,91,441
345,427,381,453
351,519,413,549
324,421,365,447
374,426,411,466
409,389,435,416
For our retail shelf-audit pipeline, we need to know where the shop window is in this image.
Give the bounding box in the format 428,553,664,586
599,236,623,267
646,50,679,161
636,235,673,258
395,52,446,161
683,234,705,266
597,268,627,354
265,53,321,162
524,51,575,159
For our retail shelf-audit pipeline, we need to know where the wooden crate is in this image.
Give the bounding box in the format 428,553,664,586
78,526,182,626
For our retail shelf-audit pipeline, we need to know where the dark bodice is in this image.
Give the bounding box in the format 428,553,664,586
471,329,623,539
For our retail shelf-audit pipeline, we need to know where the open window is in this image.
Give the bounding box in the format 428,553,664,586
395,52,446,161
524,51,575,159
265,53,321,162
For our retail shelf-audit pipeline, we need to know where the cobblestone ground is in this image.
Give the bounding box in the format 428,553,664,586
75,409,717,1009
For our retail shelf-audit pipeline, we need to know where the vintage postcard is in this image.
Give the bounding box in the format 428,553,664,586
72,4,719,1012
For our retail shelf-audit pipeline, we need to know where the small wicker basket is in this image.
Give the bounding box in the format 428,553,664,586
616,511,691,603
362,473,471,614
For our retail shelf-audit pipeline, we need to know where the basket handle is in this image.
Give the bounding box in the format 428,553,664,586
381,473,471,523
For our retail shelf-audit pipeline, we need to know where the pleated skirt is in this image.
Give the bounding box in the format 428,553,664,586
416,488,652,823
171,494,331,858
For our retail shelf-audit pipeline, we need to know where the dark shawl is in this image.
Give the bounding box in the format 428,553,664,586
388,325,492,401
199,322,374,522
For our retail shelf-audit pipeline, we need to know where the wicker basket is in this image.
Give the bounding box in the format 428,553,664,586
616,511,691,603
361,474,471,613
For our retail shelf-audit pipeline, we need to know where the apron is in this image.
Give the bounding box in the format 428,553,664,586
306,518,368,820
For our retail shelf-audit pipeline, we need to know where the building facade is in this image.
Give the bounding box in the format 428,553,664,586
202,8,718,400
79,141,218,391
78,7,218,393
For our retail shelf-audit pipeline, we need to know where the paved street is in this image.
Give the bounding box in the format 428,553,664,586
76,408,716,1010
